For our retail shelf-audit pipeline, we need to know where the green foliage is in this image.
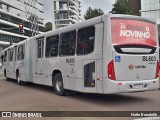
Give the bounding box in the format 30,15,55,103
45,22,52,32
84,7,104,20
110,0,133,15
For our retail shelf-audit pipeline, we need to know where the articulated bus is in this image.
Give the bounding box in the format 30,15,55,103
1,14,159,96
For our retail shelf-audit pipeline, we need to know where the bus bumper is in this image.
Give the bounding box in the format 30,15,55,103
103,78,159,94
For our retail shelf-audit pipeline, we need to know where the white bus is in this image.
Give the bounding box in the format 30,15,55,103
1,14,159,95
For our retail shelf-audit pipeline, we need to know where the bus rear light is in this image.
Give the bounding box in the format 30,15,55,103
155,61,159,79
97,78,100,80
118,83,122,86
108,60,116,80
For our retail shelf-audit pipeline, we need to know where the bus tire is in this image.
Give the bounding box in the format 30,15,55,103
53,73,65,96
16,72,22,85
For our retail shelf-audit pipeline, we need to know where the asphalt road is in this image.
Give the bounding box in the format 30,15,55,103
0,76,159,120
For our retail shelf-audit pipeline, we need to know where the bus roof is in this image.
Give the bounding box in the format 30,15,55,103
110,14,156,24
1,13,157,52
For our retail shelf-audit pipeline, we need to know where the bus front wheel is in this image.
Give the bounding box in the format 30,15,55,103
53,73,65,96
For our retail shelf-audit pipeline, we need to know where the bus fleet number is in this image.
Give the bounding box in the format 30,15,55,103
66,58,75,64
142,56,156,62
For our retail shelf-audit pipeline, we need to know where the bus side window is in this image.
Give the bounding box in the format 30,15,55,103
4,51,7,62
8,49,11,61
77,26,95,55
37,39,44,58
17,45,25,61
9,48,13,62
17,46,20,60
15,46,17,61
21,45,25,60
46,35,59,58
59,31,76,56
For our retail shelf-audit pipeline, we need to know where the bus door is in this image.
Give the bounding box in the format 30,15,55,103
35,38,44,84
17,44,25,81
2,51,8,72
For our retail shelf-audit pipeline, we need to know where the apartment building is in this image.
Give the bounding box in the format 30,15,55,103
51,0,81,29
0,0,44,50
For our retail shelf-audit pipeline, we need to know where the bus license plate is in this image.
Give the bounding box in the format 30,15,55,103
133,84,143,89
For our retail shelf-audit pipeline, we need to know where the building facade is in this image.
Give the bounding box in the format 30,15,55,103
141,0,160,23
0,0,44,50
51,0,81,29
128,0,141,16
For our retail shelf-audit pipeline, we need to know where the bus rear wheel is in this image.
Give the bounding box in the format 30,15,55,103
53,73,65,96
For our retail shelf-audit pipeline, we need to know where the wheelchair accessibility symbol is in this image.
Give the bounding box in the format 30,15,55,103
115,56,121,62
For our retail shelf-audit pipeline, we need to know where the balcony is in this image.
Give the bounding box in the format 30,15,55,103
0,12,30,28
1,0,24,12
69,18,77,24
70,15,79,21
69,6,79,13
68,8,79,17
69,0,79,9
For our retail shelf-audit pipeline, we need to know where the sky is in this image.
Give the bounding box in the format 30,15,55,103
43,0,115,23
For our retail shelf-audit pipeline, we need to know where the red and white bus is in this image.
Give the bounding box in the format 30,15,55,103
1,14,159,95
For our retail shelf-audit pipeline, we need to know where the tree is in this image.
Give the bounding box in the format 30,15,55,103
45,22,52,32
110,0,133,15
84,7,104,20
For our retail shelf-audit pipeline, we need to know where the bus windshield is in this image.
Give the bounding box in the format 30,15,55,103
111,18,157,47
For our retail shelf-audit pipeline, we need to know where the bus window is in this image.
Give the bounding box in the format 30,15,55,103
59,31,76,56
4,51,7,62
17,44,25,61
37,40,42,58
15,46,17,61
37,39,44,58
9,48,13,62
77,26,95,55
22,45,25,60
46,35,59,57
